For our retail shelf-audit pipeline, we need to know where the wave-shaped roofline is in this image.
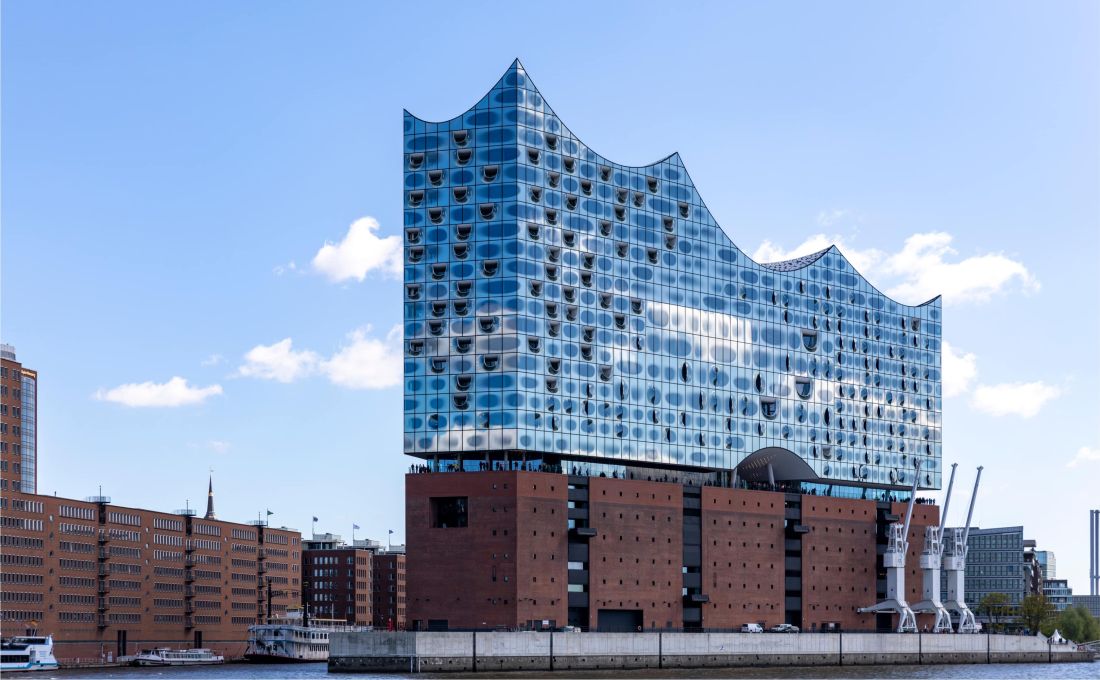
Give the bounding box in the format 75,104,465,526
405,59,941,310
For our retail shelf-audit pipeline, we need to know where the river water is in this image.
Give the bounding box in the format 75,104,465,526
45,660,1098,679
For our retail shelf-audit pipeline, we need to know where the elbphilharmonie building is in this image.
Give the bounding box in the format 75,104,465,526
403,61,941,496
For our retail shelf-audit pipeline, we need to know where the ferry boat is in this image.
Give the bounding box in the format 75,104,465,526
0,635,59,673
132,647,224,666
246,609,370,663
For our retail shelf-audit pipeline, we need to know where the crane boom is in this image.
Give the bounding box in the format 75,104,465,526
901,460,921,538
937,463,958,556
961,466,984,546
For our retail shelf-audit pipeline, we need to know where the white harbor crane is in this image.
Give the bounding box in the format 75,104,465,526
911,462,957,633
858,461,921,633
942,466,983,633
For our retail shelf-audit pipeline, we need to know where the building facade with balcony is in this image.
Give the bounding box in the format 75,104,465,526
0,487,300,661
402,61,945,634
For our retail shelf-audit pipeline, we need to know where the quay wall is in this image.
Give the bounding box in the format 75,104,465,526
329,631,1091,673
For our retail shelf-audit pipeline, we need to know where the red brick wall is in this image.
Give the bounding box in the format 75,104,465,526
371,552,406,630
700,488,786,629
514,475,567,628
801,495,879,631
0,489,300,661
587,477,682,630
405,471,567,630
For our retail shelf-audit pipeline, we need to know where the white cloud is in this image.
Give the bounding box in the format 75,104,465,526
237,338,320,383
941,341,978,398
238,327,402,390
1067,445,1100,468
273,261,299,276
206,440,231,454
752,229,1037,306
970,381,1061,418
320,325,403,390
201,354,225,367
312,217,402,283
880,232,1039,305
816,209,851,227
95,377,222,408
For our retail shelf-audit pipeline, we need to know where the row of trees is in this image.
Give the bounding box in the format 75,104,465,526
979,593,1100,641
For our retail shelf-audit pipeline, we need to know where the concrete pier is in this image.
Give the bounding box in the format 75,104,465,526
328,631,1092,673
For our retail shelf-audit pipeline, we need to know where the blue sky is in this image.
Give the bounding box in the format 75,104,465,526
3,2,1098,590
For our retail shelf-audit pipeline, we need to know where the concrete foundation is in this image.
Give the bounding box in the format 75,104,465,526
328,631,1092,673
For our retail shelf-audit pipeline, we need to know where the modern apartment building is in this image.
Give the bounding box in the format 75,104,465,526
301,533,374,625
402,61,944,633
1033,550,1056,580
1,344,37,494
959,526,1031,622
1042,579,1073,613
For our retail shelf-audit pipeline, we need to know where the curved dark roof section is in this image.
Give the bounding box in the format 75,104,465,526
759,247,832,272
404,60,941,310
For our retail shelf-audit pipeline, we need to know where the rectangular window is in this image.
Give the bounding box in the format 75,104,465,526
430,497,468,528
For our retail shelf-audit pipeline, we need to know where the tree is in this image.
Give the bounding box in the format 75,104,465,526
1043,606,1100,642
979,593,1012,632
1020,594,1055,634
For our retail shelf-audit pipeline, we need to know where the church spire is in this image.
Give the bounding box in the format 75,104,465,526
204,471,216,520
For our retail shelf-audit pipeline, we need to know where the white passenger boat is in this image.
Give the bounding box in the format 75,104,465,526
246,609,370,663
133,647,224,666
0,635,59,672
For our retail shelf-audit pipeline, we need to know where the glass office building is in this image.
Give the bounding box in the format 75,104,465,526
403,61,942,493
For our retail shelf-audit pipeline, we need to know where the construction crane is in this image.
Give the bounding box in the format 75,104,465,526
942,466,983,633
911,462,957,632
858,461,921,633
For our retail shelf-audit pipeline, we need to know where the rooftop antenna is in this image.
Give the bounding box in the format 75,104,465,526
858,461,921,633
912,462,956,632
943,466,983,633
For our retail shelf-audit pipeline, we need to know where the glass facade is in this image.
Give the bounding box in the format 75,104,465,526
403,61,942,491
962,527,1029,610
21,372,36,493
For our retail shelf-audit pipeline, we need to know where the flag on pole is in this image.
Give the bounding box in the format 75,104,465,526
312,516,319,522
353,524,361,530
266,509,274,516
388,529,394,535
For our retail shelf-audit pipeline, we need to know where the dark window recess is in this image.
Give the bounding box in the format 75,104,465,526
430,497,468,528
802,330,818,352
761,398,778,420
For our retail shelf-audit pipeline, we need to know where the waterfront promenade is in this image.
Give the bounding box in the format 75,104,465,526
328,631,1091,673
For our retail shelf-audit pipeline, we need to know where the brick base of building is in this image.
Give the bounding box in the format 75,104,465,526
405,471,939,633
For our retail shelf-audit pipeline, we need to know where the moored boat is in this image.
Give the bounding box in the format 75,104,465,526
246,608,369,663
0,635,59,673
132,647,224,666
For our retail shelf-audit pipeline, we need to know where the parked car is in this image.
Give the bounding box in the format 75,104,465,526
769,624,799,633
740,623,763,633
